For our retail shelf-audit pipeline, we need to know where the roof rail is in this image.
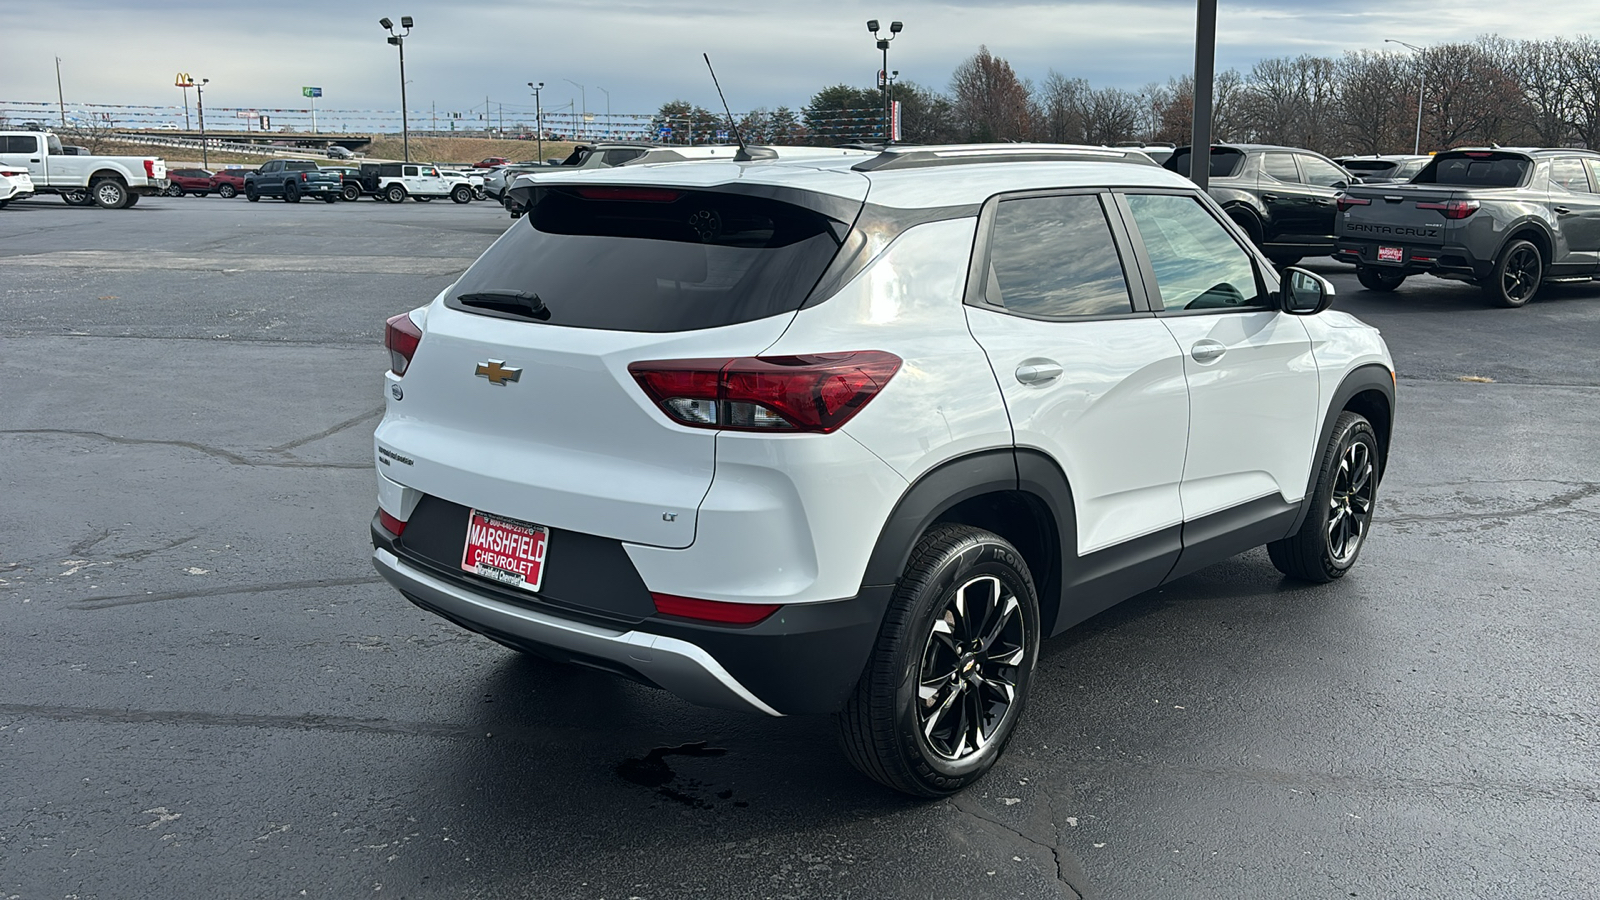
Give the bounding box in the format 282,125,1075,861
851,143,1158,172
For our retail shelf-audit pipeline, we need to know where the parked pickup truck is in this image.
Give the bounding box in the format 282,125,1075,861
1334,147,1600,307
0,129,167,208
244,159,342,203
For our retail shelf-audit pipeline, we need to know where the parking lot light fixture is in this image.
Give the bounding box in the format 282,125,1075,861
529,82,544,162
1385,38,1427,156
867,19,904,143
564,78,586,141
380,15,414,162
195,77,210,169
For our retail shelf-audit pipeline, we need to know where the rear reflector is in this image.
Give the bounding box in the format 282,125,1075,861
629,351,902,434
378,509,407,536
385,313,423,376
1416,199,1480,219
651,592,780,625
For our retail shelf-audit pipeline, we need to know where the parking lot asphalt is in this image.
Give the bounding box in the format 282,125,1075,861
2,195,1597,900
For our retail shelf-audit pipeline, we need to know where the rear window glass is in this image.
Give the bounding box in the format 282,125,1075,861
1163,148,1245,179
447,188,848,333
1341,160,1398,173
1414,153,1530,187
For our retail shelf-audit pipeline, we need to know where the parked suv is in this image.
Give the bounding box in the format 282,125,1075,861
1334,147,1600,306
1166,143,1356,265
162,168,214,197
1334,154,1431,185
370,144,1396,796
208,168,249,198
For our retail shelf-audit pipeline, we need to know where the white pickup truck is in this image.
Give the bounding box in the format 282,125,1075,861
0,130,168,208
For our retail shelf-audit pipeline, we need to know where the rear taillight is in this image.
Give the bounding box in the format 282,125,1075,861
629,351,902,434
143,159,156,178
651,592,779,625
378,509,407,536
1336,195,1370,212
300,172,309,182
384,313,423,376
1417,199,1479,219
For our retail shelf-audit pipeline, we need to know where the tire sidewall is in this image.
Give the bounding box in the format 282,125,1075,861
1308,415,1380,579
888,538,1040,791
1488,239,1541,307
92,180,127,209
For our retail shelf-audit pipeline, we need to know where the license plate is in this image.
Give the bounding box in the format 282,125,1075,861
1377,246,1404,262
461,509,548,593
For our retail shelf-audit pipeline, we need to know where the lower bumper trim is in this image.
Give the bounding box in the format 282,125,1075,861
372,548,782,717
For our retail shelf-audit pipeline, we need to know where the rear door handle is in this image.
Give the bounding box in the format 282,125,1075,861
1262,193,1279,201
1015,360,1063,385
1191,341,1227,363
1554,205,1573,215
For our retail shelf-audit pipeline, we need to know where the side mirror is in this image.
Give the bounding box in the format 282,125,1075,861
1281,267,1335,315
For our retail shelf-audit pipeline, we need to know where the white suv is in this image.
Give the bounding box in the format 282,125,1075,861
371,144,1396,796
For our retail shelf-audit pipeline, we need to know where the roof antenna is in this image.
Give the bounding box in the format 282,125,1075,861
703,53,776,161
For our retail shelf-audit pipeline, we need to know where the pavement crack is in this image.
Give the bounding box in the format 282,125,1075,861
949,794,1081,899
69,575,385,610
1384,483,1600,524
267,406,383,453
2,428,369,470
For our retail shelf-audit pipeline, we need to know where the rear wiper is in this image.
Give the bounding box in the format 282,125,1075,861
456,290,548,319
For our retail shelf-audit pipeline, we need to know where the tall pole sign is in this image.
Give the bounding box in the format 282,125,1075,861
303,87,322,133
175,73,196,129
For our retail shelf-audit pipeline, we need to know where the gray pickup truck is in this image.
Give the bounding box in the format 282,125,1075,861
1334,147,1600,307
244,159,342,203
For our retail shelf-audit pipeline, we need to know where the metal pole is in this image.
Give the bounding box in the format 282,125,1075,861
1413,64,1425,155
55,57,67,128
599,87,610,139
311,95,317,134
531,83,543,162
398,37,409,162
197,80,208,169
1190,0,1217,191
181,86,191,130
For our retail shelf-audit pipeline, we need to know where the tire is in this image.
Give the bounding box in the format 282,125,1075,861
451,185,473,204
123,193,140,208
1482,238,1543,308
246,185,260,202
834,524,1040,797
163,184,183,197
62,189,93,206
1268,254,1303,268
0,199,9,209
284,182,301,203
340,183,361,202
92,179,129,209
474,187,486,201
218,184,237,199
1356,266,1406,292
414,196,432,202
195,191,209,198
385,185,406,203
1267,411,1380,583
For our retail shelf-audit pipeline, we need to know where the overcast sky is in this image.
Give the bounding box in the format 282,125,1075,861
6,0,1599,123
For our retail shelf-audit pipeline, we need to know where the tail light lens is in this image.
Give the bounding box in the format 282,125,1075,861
629,351,902,434
652,592,779,625
377,509,407,536
300,172,309,182
384,313,423,376
144,159,157,178
1336,195,1370,212
1417,199,1479,219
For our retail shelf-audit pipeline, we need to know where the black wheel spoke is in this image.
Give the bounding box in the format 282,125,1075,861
918,572,1027,762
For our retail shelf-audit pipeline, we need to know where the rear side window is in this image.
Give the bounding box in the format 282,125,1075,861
1262,153,1300,183
285,161,315,171
1550,158,1592,193
5,135,40,153
1298,155,1348,187
1415,153,1530,187
447,188,848,333
982,194,1133,318
1164,148,1245,179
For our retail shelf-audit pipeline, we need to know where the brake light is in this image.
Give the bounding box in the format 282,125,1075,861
629,351,902,434
1417,199,1479,219
384,313,423,376
574,186,683,202
378,509,407,536
300,172,309,182
143,159,156,178
1336,195,1371,212
651,592,779,625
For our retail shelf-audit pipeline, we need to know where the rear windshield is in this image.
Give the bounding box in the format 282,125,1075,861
447,188,848,333
1163,148,1245,179
1414,152,1530,187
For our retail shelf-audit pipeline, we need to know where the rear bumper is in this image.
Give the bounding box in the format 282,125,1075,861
373,546,786,716
1334,239,1487,278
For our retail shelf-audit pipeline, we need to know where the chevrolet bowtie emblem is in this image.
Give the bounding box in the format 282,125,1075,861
475,360,522,386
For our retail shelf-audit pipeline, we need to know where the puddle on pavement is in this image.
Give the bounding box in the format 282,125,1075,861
616,741,746,808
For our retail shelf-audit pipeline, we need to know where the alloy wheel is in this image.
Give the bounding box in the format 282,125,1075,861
917,575,1026,761
1326,439,1375,565
1502,246,1541,304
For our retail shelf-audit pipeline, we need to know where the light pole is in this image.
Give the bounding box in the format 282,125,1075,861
598,86,610,139
1385,39,1427,155
195,77,210,168
1191,0,1216,191
379,15,414,162
528,82,544,162
564,78,586,141
55,57,67,128
867,19,903,143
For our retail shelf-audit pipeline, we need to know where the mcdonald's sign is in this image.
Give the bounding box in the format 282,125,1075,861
175,73,196,88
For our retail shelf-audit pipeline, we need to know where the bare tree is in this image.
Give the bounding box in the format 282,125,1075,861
1082,87,1142,145
1035,71,1089,143
1510,37,1576,145
950,46,1034,141
61,113,119,154
1567,36,1600,148
1336,50,1417,154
